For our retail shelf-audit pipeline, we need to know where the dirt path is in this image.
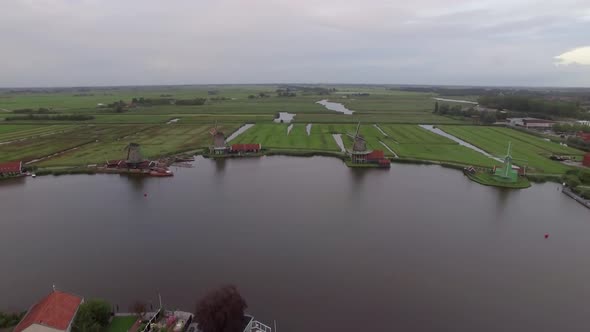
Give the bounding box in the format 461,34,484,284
379,140,398,158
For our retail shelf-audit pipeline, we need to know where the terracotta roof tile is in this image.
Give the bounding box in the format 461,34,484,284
14,291,83,332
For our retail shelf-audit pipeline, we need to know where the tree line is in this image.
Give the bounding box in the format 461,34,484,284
131,97,206,106
552,123,590,134
5,114,94,121
0,311,25,329
478,95,580,118
433,102,499,124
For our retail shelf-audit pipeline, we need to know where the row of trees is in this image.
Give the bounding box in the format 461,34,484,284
72,300,111,332
552,123,590,134
566,136,590,151
175,98,207,106
277,85,335,95
5,114,94,121
433,102,498,124
276,89,296,97
130,97,207,106
478,95,579,117
0,311,25,329
248,92,271,99
132,97,174,105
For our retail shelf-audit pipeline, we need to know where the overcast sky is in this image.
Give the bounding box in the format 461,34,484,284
1,0,590,87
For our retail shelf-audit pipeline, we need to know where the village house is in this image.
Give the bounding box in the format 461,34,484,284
584,153,590,167
0,161,23,178
508,117,555,129
576,131,590,142
14,290,83,332
231,144,261,154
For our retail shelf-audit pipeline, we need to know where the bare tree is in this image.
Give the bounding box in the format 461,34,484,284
131,301,147,319
195,285,247,332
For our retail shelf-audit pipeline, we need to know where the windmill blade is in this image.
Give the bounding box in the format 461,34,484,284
355,122,361,137
346,132,365,141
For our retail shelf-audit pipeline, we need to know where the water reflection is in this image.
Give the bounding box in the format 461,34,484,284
0,177,26,188
123,175,147,192
214,159,227,174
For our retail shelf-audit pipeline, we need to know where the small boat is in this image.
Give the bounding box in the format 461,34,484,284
149,169,173,177
31,173,37,178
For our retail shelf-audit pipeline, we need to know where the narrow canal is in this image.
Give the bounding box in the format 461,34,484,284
1,156,589,332
317,100,355,115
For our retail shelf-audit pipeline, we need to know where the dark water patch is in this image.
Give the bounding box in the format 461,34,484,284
0,156,588,332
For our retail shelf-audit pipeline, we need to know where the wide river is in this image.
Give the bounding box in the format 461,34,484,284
1,156,589,332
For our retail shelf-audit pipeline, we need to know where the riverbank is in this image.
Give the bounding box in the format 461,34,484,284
466,171,531,189
22,148,568,191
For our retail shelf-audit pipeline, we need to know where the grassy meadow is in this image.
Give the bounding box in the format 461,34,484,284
0,85,582,175
439,126,583,174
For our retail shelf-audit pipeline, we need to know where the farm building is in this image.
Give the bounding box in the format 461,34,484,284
14,290,83,332
231,144,261,153
361,150,390,167
508,118,555,129
584,153,590,167
0,161,23,177
576,132,590,142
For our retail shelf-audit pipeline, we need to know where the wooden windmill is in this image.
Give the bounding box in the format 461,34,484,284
345,122,372,163
210,121,229,154
123,143,144,166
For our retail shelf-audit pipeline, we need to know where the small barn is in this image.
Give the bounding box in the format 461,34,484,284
576,132,590,142
231,144,261,154
0,161,23,177
366,150,391,168
583,153,590,167
14,290,83,332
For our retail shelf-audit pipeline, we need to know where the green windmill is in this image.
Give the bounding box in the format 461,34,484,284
493,142,526,182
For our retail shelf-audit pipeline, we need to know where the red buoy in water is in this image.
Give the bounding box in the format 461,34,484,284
544,233,549,239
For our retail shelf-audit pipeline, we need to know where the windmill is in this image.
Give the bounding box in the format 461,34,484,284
123,143,144,166
345,122,372,163
210,121,228,154
493,141,527,181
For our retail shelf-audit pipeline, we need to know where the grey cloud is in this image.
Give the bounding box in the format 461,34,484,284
1,0,589,87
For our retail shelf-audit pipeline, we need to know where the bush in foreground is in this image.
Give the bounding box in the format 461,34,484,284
195,285,247,332
73,299,111,332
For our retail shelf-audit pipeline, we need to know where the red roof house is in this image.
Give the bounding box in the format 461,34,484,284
14,290,83,332
231,144,261,152
0,161,22,176
366,150,385,161
577,132,590,142
584,153,590,167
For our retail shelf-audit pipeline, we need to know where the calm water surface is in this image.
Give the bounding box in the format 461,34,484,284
1,156,589,332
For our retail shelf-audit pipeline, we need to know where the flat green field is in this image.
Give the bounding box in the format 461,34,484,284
1,85,580,172
0,125,149,163
439,126,583,174
38,124,238,167
230,124,340,152
105,316,137,332
378,124,499,166
0,125,77,142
